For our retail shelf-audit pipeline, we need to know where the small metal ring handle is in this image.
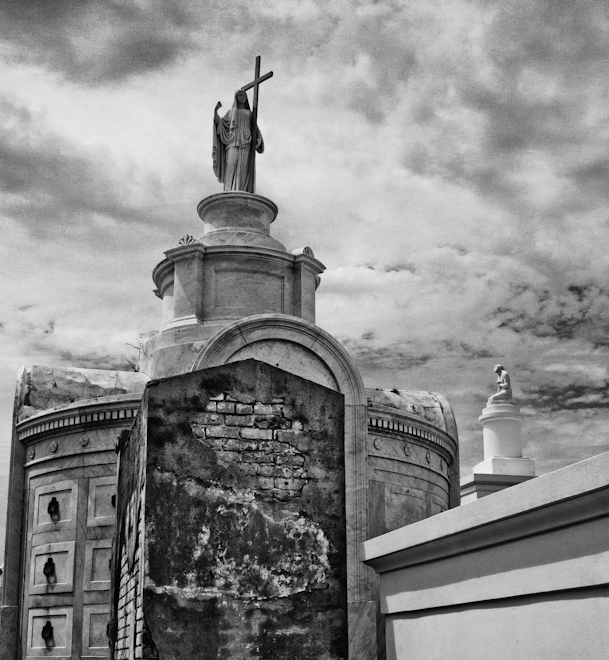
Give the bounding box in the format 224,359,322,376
47,497,60,522
43,557,56,583
41,620,54,647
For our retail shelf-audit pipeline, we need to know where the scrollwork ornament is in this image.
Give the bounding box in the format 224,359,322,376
50,441,58,453
28,448,35,460
80,435,89,447
426,450,431,464
292,246,315,258
373,437,383,450
177,234,197,246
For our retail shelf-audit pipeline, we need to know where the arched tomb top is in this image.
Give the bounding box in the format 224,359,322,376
192,313,366,407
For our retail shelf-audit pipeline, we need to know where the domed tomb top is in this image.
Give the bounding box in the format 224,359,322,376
366,388,458,440
16,365,149,422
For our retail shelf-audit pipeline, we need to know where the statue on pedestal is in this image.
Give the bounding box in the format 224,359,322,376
213,90,264,192
211,56,273,194
488,364,514,404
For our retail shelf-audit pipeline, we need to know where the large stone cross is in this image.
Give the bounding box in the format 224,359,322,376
240,56,273,192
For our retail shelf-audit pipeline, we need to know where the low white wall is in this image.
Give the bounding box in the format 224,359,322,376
362,451,609,660
387,590,609,660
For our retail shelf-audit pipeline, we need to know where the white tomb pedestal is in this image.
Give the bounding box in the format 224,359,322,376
461,401,535,504
475,403,535,477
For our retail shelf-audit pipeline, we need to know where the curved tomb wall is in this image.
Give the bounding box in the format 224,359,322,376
11,395,142,660
367,407,457,539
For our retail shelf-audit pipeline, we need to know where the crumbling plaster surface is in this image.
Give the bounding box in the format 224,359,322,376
16,365,148,421
114,360,347,660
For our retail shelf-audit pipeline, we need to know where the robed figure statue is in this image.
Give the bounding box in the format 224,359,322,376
213,89,264,192
488,364,514,404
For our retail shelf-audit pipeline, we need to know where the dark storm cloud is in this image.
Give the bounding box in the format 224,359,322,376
442,341,493,360
341,334,495,377
0,0,197,84
490,283,609,347
361,262,417,274
56,348,131,370
567,158,609,205
0,304,137,371
397,0,609,222
523,381,609,413
340,336,434,371
0,97,161,232
381,262,417,274
330,7,418,123
0,0,344,86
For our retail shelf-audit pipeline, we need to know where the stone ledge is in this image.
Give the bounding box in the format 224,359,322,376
362,450,609,572
17,394,142,443
460,472,535,504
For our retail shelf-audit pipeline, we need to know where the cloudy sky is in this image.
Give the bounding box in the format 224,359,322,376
1,0,609,545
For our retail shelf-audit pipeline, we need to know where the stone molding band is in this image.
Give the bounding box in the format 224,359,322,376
17,395,142,443
152,243,325,296
191,313,366,397
196,191,279,224
368,415,457,463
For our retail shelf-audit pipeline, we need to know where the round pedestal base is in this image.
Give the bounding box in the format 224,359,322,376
479,402,524,461
197,192,285,251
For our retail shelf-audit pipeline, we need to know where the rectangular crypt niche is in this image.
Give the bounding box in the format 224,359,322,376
111,359,347,660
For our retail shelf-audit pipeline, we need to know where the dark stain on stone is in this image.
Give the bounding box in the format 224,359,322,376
124,360,347,659
144,591,227,659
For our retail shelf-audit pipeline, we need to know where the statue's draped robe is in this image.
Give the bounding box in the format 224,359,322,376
213,96,264,192
489,371,513,402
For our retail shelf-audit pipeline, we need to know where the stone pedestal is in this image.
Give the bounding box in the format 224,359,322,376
197,192,286,251
142,192,325,379
461,402,535,504
475,403,534,477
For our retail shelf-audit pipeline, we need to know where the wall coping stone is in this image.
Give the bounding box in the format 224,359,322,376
362,450,609,573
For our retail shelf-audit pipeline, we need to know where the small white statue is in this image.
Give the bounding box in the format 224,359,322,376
488,364,513,404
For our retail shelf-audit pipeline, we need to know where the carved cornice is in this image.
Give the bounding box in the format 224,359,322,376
164,243,207,263
368,405,458,463
203,244,296,265
152,258,176,294
17,394,142,443
292,251,326,276
151,242,326,301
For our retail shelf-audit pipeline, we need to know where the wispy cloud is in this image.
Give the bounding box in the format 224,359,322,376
1,0,609,506
0,0,199,83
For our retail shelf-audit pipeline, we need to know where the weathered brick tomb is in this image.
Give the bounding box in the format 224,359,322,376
111,360,347,659
0,189,459,660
